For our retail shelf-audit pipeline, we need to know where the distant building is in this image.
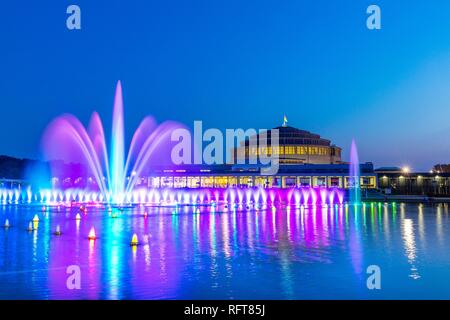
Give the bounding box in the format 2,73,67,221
433,164,450,173
232,122,342,165
376,167,450,196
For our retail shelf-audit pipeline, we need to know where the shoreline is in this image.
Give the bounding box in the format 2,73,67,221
363,195,450,203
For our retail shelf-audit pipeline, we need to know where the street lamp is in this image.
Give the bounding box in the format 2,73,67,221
402,166,410,194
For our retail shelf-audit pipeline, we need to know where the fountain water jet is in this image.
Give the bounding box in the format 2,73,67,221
349,139,361,204
42,81,183,204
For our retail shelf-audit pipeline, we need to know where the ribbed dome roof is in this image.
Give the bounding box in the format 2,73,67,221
243,126,331,146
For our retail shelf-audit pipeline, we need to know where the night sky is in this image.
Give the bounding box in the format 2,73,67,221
1,0,450,170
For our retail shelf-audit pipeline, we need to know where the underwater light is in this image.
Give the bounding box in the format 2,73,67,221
130,233,139,246
88,227,96,240
54,225,62,236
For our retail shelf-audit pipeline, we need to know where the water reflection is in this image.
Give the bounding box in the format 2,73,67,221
401,218,420,280
1,202,450,298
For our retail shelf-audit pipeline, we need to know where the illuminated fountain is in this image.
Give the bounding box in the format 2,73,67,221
41,81,181,204
349,139,361,204
0,81,347,208
0,185,344,208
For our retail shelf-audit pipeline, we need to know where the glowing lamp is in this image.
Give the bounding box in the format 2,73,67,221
88,227,96,240
144,211,148,218
130,233,139,246
27,221,34,232
75,213,81,220
4,219,10,228
32,214,39,223
54,225,62,236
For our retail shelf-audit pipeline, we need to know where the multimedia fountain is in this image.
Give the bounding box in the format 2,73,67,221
3,84,448,301
0,81,359,209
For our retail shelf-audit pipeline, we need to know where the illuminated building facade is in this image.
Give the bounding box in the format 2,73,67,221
376,167,450,196
136,163,378,190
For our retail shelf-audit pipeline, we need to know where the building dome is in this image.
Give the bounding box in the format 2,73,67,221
233,123,342,165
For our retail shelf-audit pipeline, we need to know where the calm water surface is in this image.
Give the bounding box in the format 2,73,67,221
0,203,449,299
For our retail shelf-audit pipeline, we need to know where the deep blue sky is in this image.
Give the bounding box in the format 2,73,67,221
1,0,450,170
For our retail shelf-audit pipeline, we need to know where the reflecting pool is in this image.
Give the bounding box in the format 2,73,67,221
0,202,449,299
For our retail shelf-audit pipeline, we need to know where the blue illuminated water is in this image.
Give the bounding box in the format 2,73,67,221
0,203,449,299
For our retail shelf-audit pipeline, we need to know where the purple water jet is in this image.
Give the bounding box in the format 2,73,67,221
42,81,183,203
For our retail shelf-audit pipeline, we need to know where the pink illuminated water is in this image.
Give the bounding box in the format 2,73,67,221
0,186,344,207
42,81,183,203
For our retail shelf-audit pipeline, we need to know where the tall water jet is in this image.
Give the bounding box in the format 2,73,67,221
110,82,125,202
349,139,361,204
42,81,184,204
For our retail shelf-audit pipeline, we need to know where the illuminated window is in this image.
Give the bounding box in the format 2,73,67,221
299,177,311,186
200,176,214,188
150,177,160,188
283,177,296,187
161,177,173,188
239,176,253,187
228,176,238,187
254,176,268,187
214,176,228,188
187,176,200,188
314,176,327,186
174,177,187,188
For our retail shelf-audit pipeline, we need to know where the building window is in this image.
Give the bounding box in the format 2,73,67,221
228,176,238,187
314,176,327,187
161,177,173,188
187,177,200,188
174,177,187,188
283,177,296,187
150,177,160,188
200,177,214,188
214,176,228,188
299,177,311,186
329,177,341,187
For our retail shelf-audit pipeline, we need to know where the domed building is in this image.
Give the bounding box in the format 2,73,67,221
233,119,342,165
139,117,376,190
